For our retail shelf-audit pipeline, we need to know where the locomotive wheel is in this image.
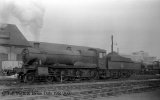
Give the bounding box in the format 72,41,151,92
55,70,68,82
24,73,35,83
90,70,99,80
126,73,131,78
61,70,68,82
54,70,60,82
69,77,76,81
111,71,119,79
121,72,128,78
76,70,82,78
46,76,54,83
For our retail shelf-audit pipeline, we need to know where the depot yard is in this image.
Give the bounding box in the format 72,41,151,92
0,76,160,100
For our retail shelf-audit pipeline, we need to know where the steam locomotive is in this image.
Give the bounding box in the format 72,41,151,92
16,42,159,83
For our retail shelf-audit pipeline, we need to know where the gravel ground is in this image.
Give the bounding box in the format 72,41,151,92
0,75,159,100
1,88,160,100
98,88,160,100
0,79,159,100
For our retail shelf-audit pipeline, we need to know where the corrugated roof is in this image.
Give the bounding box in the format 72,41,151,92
0,23,30,47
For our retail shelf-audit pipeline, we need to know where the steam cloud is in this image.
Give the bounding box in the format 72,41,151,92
0,0,45,41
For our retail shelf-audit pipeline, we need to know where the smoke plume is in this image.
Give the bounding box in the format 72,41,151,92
0,0,45,41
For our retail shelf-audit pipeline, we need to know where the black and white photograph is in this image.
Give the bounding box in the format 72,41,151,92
0,0,160,100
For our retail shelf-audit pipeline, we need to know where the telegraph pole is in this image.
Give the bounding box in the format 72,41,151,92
111,35,113,53
117,48,119,54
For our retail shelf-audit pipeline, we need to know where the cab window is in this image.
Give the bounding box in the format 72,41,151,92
99,53,106,58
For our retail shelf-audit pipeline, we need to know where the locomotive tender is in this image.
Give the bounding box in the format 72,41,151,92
17,42,143,83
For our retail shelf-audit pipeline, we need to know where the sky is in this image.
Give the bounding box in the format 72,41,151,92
0,0,160,58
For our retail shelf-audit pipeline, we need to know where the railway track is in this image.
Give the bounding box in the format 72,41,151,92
0,74,159,86
67,79,160,100
0,78,160,100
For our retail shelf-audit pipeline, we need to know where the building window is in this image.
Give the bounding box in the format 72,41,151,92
99,53,106,58
0,53,8,61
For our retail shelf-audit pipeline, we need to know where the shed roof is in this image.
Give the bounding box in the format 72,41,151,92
0,23,30,47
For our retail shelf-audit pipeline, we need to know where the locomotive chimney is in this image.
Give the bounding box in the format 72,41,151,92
34,42,40,48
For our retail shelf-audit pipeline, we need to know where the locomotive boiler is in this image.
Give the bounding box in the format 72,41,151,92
22,47,97,67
